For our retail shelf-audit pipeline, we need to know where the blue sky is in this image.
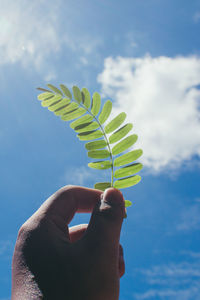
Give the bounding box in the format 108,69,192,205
1,0,200,299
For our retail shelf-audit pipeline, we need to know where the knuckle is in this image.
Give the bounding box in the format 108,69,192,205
17,223,29,238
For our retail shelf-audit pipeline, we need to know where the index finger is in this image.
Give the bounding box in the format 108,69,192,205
35,185,103,225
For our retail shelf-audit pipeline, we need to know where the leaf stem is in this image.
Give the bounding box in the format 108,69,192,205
71,96,114,187
97,122,114,187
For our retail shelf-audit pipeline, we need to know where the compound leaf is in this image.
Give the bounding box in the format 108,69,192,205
37,83,143,214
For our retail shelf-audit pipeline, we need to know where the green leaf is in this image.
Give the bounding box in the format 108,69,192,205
78,130,103,141
48,98,71,112
73,86,82,103
60,84,72,99
41,95,62,107
36,84,143,203
91,92,101,116
47,84,63,95
88,160,112,170
125,200,132,207
98,100,112,124
94,182,111,191
61,107,86,121
37,87,51,93
114,149,143,167
114,163,143,178
38,92,54,101
54,102,79,116
114,175,141,189
112,134,138,156
109,123,133,144
74,121,99,133
105,112,126,134
70,114,94,129
88,149,110,159
82,88,91,109
85,140,107,150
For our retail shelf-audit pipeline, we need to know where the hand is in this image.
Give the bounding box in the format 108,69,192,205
12,186,125,300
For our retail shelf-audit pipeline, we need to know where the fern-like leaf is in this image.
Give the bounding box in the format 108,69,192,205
37,84,143,210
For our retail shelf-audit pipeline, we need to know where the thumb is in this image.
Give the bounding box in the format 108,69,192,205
85,188,125,252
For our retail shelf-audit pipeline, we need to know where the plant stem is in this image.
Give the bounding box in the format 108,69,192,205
72,97,114,187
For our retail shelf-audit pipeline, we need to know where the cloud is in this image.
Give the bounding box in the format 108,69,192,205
134,285,200,300
62,164,111,188
0,0,102,77
63,166,100,187
133,256,200,299
193,11,200,23
176,202,200,232
181,251,200,259
98,55,200,172
0,0,61,70
64,166,93,186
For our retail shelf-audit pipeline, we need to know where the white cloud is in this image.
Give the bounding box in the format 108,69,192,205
63,166,98,187
125,32,138,49
0,0,61,70
176,202,200,232
181,251,200,259
62,165,111,188
193,11,200,23
134,257,200,299
134,285,200,300
0,0,102,77
98,55,200,172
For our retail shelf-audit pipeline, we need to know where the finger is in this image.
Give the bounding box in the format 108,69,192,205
69,225,125,276
69,224,88,243
85,188,125,255
119,244,125,277
33,186,102,227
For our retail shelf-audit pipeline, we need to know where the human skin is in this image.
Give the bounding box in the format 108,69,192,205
12,186,125,300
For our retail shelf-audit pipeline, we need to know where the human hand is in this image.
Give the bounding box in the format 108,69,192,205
12,186,125,300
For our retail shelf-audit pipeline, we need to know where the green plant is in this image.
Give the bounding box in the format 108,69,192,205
37,84,143,208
